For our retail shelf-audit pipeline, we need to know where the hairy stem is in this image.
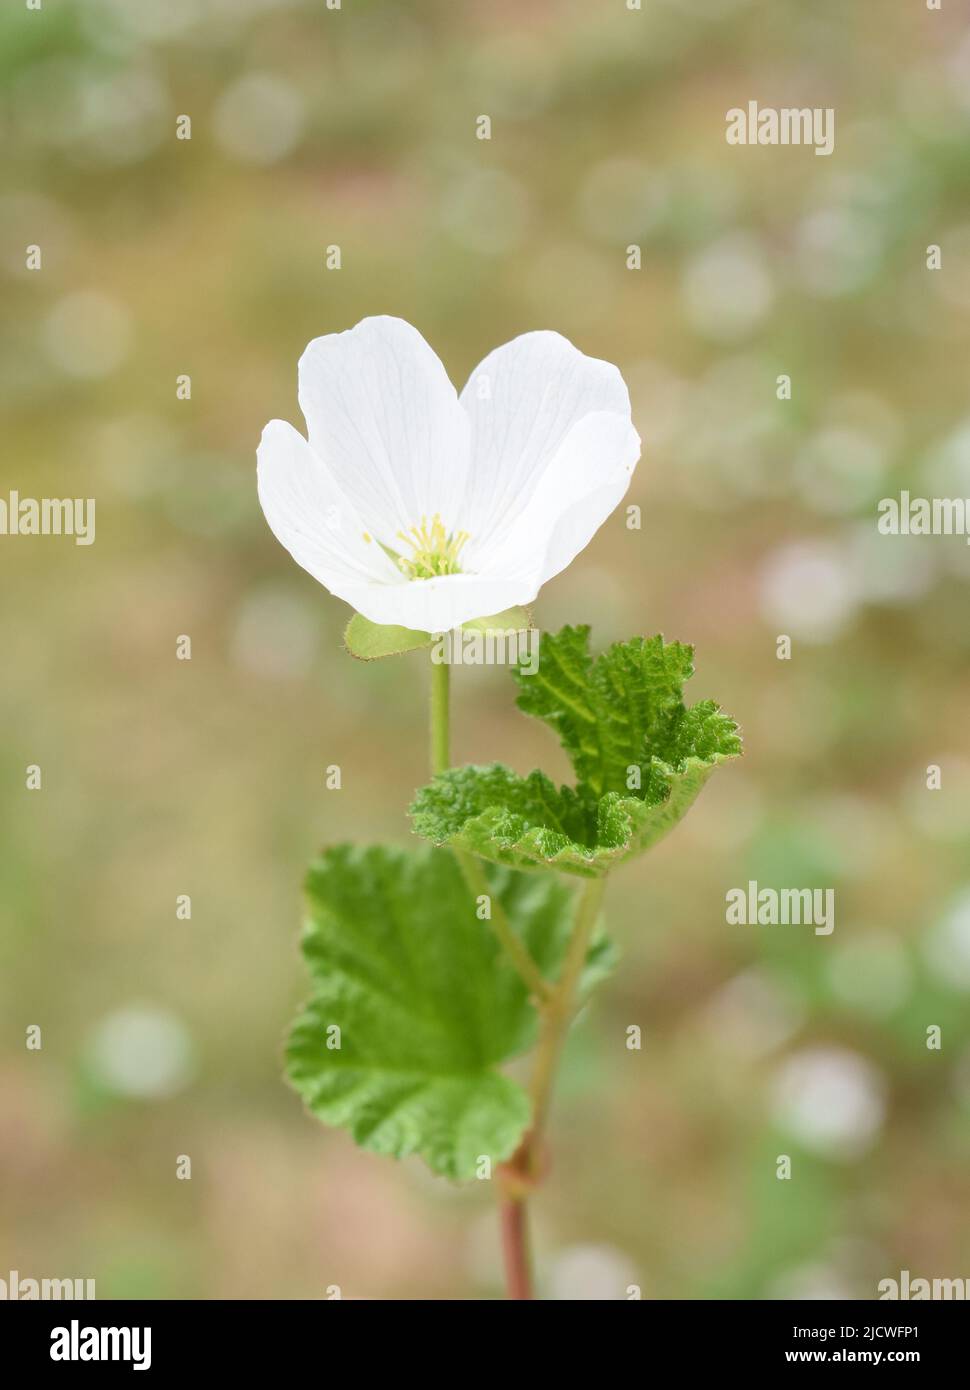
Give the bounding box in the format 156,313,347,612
525,876,606,1175
428,654,549,1001
428,650,536,1299
430,654,450,775
426,648,608,1301
456,850,552,1003
495,879,606,1297
497,1171,533,1301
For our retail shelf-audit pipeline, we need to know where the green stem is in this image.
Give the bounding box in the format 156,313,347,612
430,654,450,776
456,850,551,1003
524,875,606,1175
428,652,549,1002
425,647,608,1301
496,876,607,1300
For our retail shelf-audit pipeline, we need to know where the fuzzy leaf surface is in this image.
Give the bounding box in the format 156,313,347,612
411,628,741,876
287,845,579,1178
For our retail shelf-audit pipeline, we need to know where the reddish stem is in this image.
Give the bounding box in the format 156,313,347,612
497,1138,545,1299
499,1192,533,1300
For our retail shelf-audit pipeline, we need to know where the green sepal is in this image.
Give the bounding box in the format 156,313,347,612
461,607,532,634
342,608,533,661
343,614,430,660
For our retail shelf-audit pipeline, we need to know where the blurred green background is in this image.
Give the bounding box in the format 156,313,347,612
2,0,970,1300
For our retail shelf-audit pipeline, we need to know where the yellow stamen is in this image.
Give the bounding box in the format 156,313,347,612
394,513,469,580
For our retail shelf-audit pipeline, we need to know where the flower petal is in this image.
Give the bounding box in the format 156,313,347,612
481,411,641,589
459,330,635,556
337,572,532,633
257,419,524,630
298,316,471,542
257,418,400,595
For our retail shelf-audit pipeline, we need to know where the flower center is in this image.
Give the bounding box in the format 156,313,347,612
394,514,469,580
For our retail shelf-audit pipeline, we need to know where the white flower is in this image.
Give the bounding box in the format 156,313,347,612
257,316,640,631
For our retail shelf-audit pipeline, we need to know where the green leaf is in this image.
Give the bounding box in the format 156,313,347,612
343,613,430,660
410,628,742,877
342,608,533,661
286,844,575,1179
513,626,710,798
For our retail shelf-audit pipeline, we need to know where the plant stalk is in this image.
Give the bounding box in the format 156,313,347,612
497,1170,533,1301
428,654,550,1002
426,647,607,1301
456,850,551,1003
430,652,451,775
524,875,605,1176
